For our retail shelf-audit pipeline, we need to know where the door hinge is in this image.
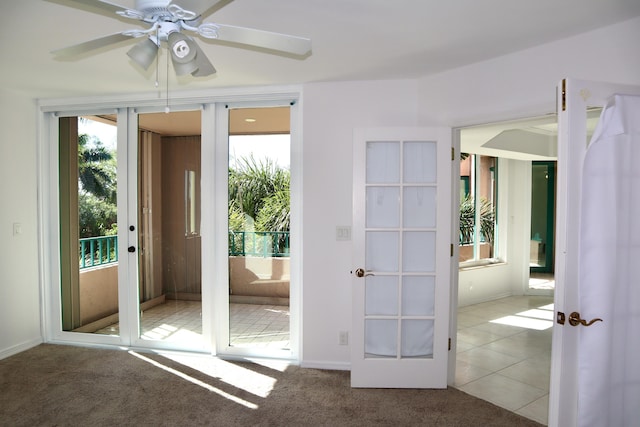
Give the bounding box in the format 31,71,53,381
448,337,451,351
451,147,455,161
450,243,454,257
561,79,567,111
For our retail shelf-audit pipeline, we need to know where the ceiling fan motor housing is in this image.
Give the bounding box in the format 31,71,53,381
136,0,173,13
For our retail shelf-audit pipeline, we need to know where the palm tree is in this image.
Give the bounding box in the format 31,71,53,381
228,154,290,232
228,155,291,254
78,134,116,201
77,133,117,238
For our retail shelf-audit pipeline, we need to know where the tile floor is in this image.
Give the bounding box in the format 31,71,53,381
454,295,554,425
96,301,290,349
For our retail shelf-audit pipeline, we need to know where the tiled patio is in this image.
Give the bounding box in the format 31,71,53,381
96,301,290,349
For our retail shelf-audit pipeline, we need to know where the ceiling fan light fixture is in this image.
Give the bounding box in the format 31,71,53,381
126,38,159,70
168,32,199,76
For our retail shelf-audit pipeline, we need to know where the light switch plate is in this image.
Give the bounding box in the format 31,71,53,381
336,226,351,241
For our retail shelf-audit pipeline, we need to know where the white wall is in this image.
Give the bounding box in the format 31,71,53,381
416,16,640,127
0,89,42,358
300,80,418,368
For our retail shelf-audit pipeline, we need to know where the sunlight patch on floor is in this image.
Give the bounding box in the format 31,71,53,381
490,304,555,330
158,352,278,398
128,351,260,409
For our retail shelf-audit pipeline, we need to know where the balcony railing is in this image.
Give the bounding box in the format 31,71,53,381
229,231,290,257
79,236,118,269
79,231,290,269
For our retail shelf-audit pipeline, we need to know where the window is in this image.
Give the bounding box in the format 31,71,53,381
459,154,498,264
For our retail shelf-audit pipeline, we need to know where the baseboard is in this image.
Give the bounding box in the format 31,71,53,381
0,337,43,361
300,360,351,371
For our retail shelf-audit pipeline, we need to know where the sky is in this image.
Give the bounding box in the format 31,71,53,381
79,118,290,168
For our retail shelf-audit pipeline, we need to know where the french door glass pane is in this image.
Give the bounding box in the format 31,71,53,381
403,141,436,183
365,231,399,272
403,186,436,228
401,319,434,357
402,231,436,272
365,276,398,316
402,276,435,316
366,141,400,183
59,116,119,334
366,187,400,228
365,319,397,357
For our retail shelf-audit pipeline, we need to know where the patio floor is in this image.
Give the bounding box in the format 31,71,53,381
96,301,290,349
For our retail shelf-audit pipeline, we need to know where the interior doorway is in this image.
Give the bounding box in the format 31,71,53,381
454,115,558,425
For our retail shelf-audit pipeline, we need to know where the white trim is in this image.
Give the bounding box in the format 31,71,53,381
38,85,302,113
0,338,43,361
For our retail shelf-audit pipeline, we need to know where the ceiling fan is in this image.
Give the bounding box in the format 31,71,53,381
50,0,312,77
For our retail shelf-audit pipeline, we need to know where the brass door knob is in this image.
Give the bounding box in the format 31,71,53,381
568,311,603,327
354,268,374,278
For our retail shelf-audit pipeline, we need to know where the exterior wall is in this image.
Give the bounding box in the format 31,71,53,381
78,265,119,324
229,256,290,298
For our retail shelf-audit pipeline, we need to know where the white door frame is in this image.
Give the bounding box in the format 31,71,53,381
212,99,302,360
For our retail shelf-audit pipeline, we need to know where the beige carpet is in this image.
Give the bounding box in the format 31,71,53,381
0,344,543,426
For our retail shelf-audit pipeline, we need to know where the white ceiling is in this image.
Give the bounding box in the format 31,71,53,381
3,0,640,99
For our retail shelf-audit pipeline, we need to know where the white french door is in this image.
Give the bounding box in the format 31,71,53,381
549,79,640,426
351,127,452,388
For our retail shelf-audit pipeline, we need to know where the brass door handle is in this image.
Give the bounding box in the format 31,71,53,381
568,311,603,327
354,268,374,278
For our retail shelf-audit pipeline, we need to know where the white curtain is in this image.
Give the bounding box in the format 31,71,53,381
578,94,640,426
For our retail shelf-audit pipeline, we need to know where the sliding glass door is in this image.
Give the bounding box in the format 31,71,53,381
48,96,299,359
227,106,291,352
58,115,120,335
135,110,203,349
132,110,205,349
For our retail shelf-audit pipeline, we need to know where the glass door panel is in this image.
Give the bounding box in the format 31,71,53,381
530,161,555,274
59,115,120,334
227,106,291,352
134,111,203,346
363,140,438,360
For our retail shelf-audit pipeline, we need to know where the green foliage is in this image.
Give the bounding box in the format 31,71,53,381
255,188,290,233
77,133,117,238
228,154,290,233
459,194,495,245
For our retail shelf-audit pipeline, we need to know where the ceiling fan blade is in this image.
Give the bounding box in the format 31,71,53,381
45,0,131,16
212,24,311,56
191,41,216,77
52,32,134,57
172,0,233,19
